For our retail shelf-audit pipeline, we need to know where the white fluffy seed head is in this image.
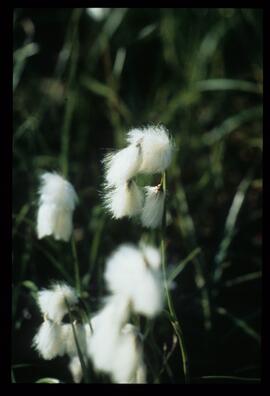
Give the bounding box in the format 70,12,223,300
103,144,142,187
126,125,173,174
110,324,144,384
104,180,143,219
37,172,78,241
68,355,83,383
37,283,78,323
32,320,65,360
38,172,78,210
141,186,165,229
104,244,164,318
87,295,131,373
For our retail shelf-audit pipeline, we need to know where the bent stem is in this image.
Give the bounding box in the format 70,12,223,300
71,234,81,295
160,171,190,384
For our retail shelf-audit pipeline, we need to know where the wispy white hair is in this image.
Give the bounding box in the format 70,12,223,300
104,244,164,318
37,283,78,323
37,172,78,241
103,144,142,188
111,324,145,384
87,295,130,373
126,125,173,174
104,180,143,219
32,320,65,360
141,185,165,229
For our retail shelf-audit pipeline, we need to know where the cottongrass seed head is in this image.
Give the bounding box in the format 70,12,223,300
111,324,146,384
32,320,66,360
141,185,165,229
126,125,173,174
37,282,78,323
37,172,78,242
103,144,142,188
104,244,164,318
103,180,143,219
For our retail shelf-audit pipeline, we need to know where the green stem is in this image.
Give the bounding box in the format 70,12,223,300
71,235,81,295
65,298,89,383
160,171,190,384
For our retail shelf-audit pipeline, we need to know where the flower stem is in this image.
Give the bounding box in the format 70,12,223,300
160,171,190,384
71,234,81,295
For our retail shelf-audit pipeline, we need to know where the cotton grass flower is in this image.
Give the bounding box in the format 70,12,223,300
141,185,165,229
32,319,65,360
126,125,173,174
37,283,78,323
103,144,142,188
111,324,145,384
87,295,130,373
104,180,143,219
104,244,164,318
37,172,78,242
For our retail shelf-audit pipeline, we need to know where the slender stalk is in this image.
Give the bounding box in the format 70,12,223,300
160,171,190,383
65,298,89,383
71,234,81,295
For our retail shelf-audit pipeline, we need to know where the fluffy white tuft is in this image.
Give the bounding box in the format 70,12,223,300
104,180,143,219
110,324,144,384
68,355,83,383
141,186,165,229
37,172,78,241
126,125,173,174
32,320,65,360
104,244,164,318
37,283,78,323
87,295,130,373
140,243,161,270
103,145,142,187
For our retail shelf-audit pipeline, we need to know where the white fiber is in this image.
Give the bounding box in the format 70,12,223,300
127,125,173,174
104,180,143,219
37,172,78,241
141,186,165,229
104,244,163,318
87,295,130,373
32,320,65,360
111,324,143,384
37,283,78,323
103,144,142,187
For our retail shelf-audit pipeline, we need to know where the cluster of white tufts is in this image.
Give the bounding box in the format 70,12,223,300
32,282,90,383
33,243,163,384
103,125,173,228
37,172,78,242
87,243,163,383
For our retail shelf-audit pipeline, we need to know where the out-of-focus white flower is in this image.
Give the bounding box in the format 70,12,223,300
37,172,78,242
140,243,161,270
127,125,173,174
32,320,65,360
141,185,165,229
68,355,82,383
104,180,143,219
103,144,142,188
87,295,130,373
37,283,78,323
104,244,164,318
86,8,110,21
111,324,145,384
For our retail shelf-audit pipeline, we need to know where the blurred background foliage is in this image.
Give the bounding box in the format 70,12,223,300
13,8,262,383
